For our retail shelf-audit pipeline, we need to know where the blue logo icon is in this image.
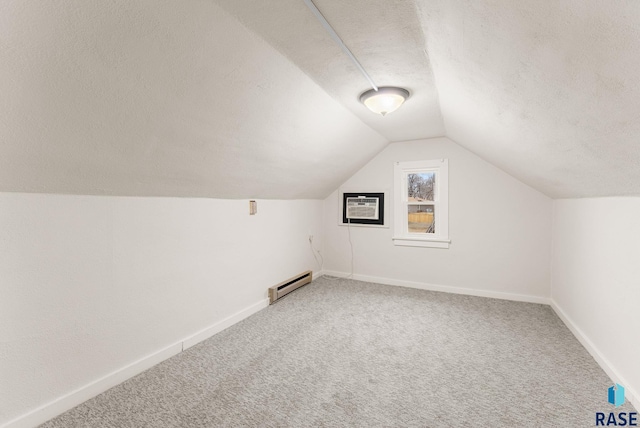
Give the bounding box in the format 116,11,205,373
608,384,625,408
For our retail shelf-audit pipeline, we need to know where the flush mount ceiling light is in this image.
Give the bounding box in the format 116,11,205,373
303,0,410,117
359,87,410,116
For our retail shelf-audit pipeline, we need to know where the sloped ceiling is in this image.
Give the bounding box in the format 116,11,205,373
1,0,639,199
213,0,445,143
0,1,387,199
419,0,640,198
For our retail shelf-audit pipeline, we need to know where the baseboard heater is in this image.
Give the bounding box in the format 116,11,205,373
269,270,312,304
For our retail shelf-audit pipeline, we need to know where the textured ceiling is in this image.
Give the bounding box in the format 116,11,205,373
419,0,640,198
213,0,445,142
0,0,387,199
1,0,639,199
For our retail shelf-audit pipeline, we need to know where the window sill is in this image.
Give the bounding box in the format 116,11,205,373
339,223,389,229
392,236,450,249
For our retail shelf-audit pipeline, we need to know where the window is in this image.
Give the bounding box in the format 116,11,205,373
393,159,450,248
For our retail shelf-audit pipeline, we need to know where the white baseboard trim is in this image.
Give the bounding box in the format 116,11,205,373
321,270,551,305
183,298,269,350
550,300,638,410
312,270,326,280
3,297,270,428
1,345,183,428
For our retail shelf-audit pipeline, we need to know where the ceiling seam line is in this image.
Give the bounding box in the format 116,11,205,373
302,0,378,91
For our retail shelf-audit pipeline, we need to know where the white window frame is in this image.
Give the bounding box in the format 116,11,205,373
393,159,450,249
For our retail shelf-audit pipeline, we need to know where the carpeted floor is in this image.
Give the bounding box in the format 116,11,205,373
41,277,636,427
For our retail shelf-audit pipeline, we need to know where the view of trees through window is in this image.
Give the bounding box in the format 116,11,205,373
407,172,435,233
407,172,435,201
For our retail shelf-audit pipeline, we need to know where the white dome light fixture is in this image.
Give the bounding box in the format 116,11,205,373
301,1,410,117
359,87,410,116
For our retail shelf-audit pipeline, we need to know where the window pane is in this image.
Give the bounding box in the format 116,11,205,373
407,172,435,202
407,205,435,234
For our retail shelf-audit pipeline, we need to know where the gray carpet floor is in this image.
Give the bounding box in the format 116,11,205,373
41,277,636,427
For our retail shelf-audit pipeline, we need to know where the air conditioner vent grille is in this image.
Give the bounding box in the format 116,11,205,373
347,206,376,218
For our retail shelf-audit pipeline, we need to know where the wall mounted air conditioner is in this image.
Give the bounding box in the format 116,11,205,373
346,196,379,220
341,192,385,226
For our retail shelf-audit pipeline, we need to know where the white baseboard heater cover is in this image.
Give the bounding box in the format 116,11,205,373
269,270,312,304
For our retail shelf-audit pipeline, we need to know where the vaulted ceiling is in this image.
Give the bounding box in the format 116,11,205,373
1,0,639,199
